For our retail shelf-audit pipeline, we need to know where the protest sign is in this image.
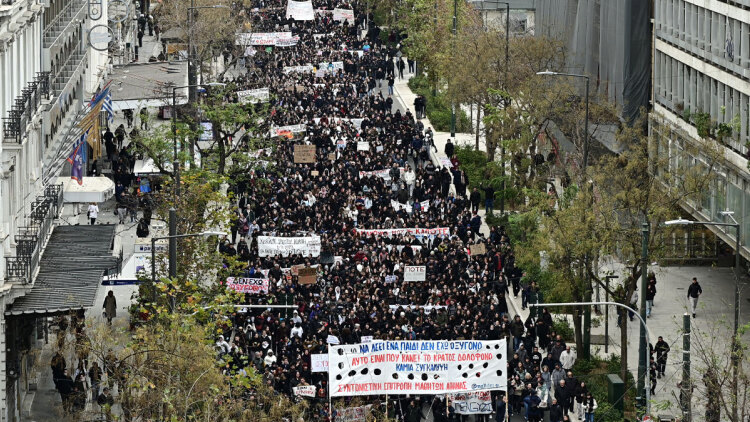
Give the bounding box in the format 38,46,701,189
312,353,329,372
286,0,314,20
358,167,404,181
311,170,319,176
293,385,316,397
237,88,269,104
294,145,316,163
355,227,450,237
225,277,269,294
361,336,374,343
388,304,446,314
404,266,426,282
236,32,298,46
357,141,369,151
469,243,487,256
283,64,315,74
449,391,493,414
328,152,337,161
271,124,307,137
327,335,340,344
384,275,398,284
376,145,384,153
257,236,321,257
297,266,317,285
332,8,355,23
335,405,371,422
329,339,508,397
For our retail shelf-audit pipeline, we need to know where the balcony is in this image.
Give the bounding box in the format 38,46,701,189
43,0,86,49
50,50,85,97
2,72,51,144
4,184,63,284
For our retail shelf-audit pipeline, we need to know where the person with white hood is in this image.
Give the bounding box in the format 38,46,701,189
403,165,416,198
263,350,277,367
290,322,304,338
216,336,230,355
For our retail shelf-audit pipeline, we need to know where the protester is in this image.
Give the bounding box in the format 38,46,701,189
687,277,702,318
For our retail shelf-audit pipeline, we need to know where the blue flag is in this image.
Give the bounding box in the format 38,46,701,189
67,133,87,185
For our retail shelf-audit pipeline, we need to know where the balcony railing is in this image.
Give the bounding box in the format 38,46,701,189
2,72,50,143
43,0,86,48
4,184,63,284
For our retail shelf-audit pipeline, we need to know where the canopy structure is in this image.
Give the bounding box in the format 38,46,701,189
56,176,115,203
133,158,171,175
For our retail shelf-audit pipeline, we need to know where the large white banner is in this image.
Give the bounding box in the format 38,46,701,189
286,0,315,20
271,124,307,137
332,8,355,23
404,266,426,282
283,64,315,74
358,167,403,181
236,32,298,46
329,340,507,397
449,391,493,414
318,61,344,74
312,353,329,372
355,227,450,237
257,236,321,257
237,88,269,104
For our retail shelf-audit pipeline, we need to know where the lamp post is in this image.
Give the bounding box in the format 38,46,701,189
150,230,226,304
450,0,458,138
187,3,230,104
665,212,742,422
530,301,652,417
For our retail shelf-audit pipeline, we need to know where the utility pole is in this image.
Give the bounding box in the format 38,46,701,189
187,0,196,103
637,222,649,413
450,0,457,138
682,312,691,422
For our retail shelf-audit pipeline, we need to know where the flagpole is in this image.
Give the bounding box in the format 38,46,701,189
328,343,332,421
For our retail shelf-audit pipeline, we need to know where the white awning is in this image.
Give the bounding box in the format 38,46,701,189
56,176,115,203
133,158,172,175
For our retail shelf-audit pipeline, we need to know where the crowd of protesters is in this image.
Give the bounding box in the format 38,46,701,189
201,1,607,421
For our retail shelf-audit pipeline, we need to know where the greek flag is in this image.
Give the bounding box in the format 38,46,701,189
103,90,114,123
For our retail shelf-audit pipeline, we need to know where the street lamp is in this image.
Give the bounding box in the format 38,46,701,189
665,212,742,422
530,301,653,417
187,3,230,103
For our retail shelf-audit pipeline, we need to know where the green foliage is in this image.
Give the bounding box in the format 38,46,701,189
408,75,472,132
693,111,711,138
552,317,575,342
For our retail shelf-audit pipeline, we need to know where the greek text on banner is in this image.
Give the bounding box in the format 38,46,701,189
329,339,507,397
257,236,321,257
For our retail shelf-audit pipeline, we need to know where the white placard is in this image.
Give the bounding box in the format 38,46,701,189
236,32,298,46
404,266,426,282
271,124,307,137
357,141,369,151
361,336,374,343
237,88,269,104
286,0,315,20
357,167,404,181
225,277,269,294
293,385,316,397
327,335,341,344
329,339,508,397
312,353,329,372
389,304,446,314
283,64,315,74
335,405,371,422
257,236,321,257
332,8,355,23
449,391,494,414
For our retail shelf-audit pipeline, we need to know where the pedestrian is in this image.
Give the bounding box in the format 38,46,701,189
154,22,160,40
687,277,702,317
483,183,495,215
495,394,506,422
559,345,576,371
148,14,154,36
387,75,394,95
470,187,481,214
103,291,117,325
654,336,670,378
649,356,658,395
88,361,102,402
549,398,563,422
646,278,656,317
97,387,115,421
574,381,588,419
408,58,415,73
139,108,149,130
582,392,597,422
397,57,405,79
445,137,454,158
57,370,74,413
137,28,144,48
555,379,571,415
87,202,99,225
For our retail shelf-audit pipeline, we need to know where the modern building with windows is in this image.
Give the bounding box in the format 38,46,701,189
651,0,750,260
0,0,109,418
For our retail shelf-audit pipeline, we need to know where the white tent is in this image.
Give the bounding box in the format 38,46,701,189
56,176,115,203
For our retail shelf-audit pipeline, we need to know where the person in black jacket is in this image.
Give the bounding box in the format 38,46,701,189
654,336,670,378
687,277,702,318
469,188,481,214
483,183,495,216
445,138,454,158
549,398,564,422
646,278,657,318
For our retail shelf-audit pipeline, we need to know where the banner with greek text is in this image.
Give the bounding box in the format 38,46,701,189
237,88,269,104
225,277,269,294
257,235,321,257
312,353,329,372
404,266,426,282
332,8,354,23
449,391,493,414
293,385,316,397
355,227,450,237
329,340,507,396
335,405,371,422
236,32,298,46
358,167,403,181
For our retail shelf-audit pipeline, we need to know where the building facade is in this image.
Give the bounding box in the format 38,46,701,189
0,0,108,418
651,0,750,260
